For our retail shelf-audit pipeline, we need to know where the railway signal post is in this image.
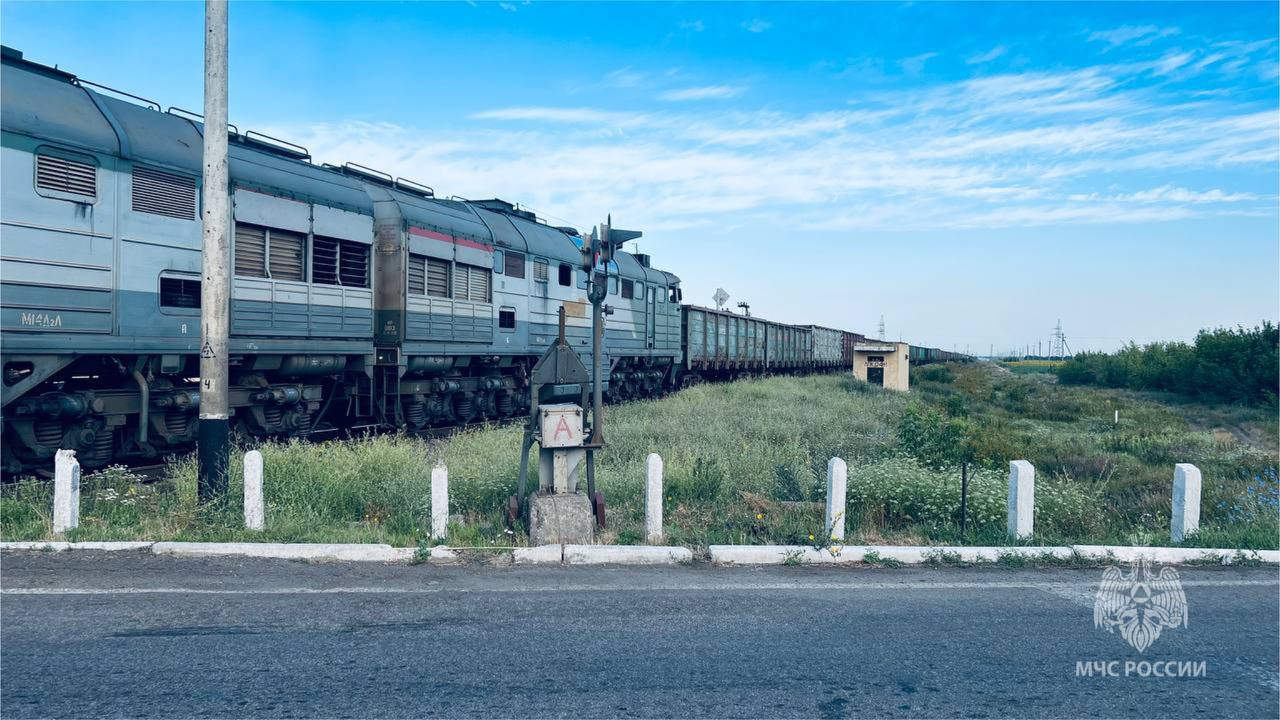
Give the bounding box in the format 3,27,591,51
198,0,231,501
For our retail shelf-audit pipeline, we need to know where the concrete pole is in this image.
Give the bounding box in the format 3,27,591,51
198,0,231,502
825,457,847,542
1007,460,1035,540
645,453,663,543
243,450,264,531
1172,464,1202,543
431,465,449,541
52,449,80,534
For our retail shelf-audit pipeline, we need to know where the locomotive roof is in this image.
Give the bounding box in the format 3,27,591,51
1,48,371,215
1,45,682,286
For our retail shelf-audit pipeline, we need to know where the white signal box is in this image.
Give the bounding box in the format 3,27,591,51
539,403,584,449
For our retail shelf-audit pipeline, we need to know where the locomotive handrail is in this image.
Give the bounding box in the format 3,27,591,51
394,177,434,198
342,162,393,185
243,131,311,161
76,78,161,111
165,107,240,137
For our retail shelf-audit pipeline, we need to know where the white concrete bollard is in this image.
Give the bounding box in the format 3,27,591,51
825,457,847,542
645,453,664,544
243,450,264,531
1172,463,1202,543
52,449,80,534
1007,460,1035,540
431,465,449,541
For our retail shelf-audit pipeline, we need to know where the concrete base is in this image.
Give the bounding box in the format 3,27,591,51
528,492,594,547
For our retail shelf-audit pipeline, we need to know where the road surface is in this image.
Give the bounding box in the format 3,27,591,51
2,552,1276,718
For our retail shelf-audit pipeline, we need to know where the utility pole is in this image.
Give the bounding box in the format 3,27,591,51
198,0,230,502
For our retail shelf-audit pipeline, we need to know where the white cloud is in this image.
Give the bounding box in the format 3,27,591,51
966,45,1006,64
679,19,704,32
659,85,746,101
605,67,644,88
741,19,771,33
899,52,938,75
1074,185,1261,204
1088,25,1180,50
268,53,1277,235
497,2,517,11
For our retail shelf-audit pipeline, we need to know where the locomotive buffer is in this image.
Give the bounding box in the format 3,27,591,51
511,306,600,545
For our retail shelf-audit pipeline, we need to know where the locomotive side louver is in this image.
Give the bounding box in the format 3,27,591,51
36,152,96,199
267,229,305,281
132,165,196,219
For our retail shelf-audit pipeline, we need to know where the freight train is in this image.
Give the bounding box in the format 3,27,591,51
0,47,967,475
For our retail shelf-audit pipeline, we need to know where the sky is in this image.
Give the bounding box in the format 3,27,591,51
3,1,1277,354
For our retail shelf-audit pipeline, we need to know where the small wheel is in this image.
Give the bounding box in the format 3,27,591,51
592,491,607,529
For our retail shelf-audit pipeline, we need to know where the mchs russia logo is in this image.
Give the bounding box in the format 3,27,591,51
1093,560,1189,653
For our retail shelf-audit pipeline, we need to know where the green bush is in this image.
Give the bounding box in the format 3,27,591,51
1057,323,1279,405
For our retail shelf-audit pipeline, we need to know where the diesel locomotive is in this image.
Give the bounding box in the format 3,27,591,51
0,47,965,475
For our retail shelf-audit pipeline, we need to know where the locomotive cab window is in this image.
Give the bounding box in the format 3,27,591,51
34,148,97,202
533,259,549,283
504,251,525,279
558,263,572,287
621,279,634,299
499,307,516,330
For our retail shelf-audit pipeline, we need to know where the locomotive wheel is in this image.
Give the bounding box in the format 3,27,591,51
592,491,606,529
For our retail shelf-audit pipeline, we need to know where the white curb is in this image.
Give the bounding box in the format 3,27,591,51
708,544,1276,566
1070,545,1280,565
564,544,692,565
0,541,154,552
150,542,406,562
513,545,563,565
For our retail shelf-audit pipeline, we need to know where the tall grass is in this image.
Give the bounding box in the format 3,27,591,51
2,369,1275,549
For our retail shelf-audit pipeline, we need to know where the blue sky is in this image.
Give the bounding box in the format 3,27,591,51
4,1,1277,353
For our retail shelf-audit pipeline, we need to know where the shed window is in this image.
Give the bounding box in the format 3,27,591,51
533,259,549,282
454,263,491,303
504,251,525,279
408,254,451,298
312,236,369,288
132,165,196,219
499,307,516,330
558,263,572,287
35,151,96,200
160,276,200,309
621,279,634,300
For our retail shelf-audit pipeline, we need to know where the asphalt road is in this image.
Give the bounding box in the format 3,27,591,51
1,552,1276,719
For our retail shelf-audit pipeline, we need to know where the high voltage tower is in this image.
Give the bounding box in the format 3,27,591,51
878,315,886,340
1051,319,1072,359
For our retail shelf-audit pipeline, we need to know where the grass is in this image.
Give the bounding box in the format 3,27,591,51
2,366,1276,550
